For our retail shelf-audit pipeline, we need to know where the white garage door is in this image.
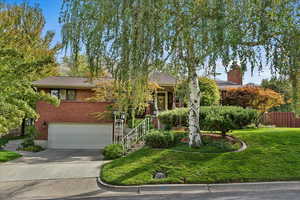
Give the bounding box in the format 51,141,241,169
48,123,112,149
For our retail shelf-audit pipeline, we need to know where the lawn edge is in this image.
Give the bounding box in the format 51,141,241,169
97,175,300,193
99,162,300,189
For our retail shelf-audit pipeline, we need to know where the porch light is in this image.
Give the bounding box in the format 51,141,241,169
42,121,48,129
120,112,126,120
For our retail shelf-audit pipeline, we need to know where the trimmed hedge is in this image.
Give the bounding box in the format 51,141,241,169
103,144,124,160
145,130,175,148
158,106,258,134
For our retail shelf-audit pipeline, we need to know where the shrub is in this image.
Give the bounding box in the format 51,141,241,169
19,145,44,152
158,106,259,135
0,139,8,149
199,77,221,106
20,125,38,149
172,131,188,144
158,108,189,127
222,86,284,113
20,138,35,148
145,130,174,148
176,77,220,106
202,106,259,135
103,144,124,160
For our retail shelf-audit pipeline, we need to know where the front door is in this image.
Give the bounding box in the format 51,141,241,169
157,92,167,111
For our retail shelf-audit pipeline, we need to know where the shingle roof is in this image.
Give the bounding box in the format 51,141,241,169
32,72,177,89
32,76,113,89
32,73,243,89
215,79,243,90
149,72,177,86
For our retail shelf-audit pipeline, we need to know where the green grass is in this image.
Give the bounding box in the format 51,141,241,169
101,128,300,185
0,150,22,162
0,136,23,162
170,142,240,153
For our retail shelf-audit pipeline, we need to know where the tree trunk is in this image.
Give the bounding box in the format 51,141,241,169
154,89,160,129
21,118,26,136
188,69,202,147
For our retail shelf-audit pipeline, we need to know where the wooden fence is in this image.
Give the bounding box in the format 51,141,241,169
262,112,300,128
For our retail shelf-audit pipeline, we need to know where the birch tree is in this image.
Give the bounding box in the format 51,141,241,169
60,0,297,147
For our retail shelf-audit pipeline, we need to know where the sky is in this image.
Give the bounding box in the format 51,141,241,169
5,0,272,84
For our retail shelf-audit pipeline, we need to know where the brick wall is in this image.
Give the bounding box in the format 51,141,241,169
35,101,112,140
76,89,94,101
262,112,300,128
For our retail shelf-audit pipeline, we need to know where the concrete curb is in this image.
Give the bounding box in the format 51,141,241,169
97,177,300,193
97,177,209,193
234,138,247,152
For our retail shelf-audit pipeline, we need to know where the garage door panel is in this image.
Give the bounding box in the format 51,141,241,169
48,123,112,149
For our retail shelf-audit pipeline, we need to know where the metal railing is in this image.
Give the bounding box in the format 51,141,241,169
123,117,151,153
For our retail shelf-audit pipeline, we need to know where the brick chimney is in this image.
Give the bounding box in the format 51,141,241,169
227,66,243,85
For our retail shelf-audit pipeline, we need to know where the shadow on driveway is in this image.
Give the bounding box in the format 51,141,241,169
5,149,104,164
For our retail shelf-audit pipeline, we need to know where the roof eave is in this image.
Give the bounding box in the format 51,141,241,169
33,84,95,89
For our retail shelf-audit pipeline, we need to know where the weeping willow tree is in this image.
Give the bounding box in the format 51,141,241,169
271,30,300,115
60,0,298,147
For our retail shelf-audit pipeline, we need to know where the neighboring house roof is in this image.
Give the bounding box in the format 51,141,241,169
215,79,243,90
149,72,177,86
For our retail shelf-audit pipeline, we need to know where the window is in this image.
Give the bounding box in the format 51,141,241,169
60,89,67,100
50,89,76,100
67,89,76,100
50,89,59,98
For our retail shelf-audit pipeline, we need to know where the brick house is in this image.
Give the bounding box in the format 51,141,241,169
32,72,177,149
33,70,243,149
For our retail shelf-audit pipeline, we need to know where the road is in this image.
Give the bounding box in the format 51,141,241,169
55,190,300,200
1,178,299,200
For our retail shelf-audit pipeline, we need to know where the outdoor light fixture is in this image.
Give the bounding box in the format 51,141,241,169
42,121,47,129
120,112,126,121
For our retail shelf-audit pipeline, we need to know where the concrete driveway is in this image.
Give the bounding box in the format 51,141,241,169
0,144,106,182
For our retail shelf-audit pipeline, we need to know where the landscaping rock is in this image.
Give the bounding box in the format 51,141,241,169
154,172,166,179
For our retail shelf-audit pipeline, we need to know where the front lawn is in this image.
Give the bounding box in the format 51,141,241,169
101,128,300,185
0,150,22,162
0,137,23,162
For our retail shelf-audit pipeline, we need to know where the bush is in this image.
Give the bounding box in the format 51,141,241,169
158,108,189,127
199,77,221,106
176,77,220,106
145,130,174,148
158,106,259,135
18,126,45,152
20,138,35,148
20,125,37,148
172,131,188,144
19,145,44,152
222,86,284,113
0,139,8,149
103,144,124,160
201,106,259,135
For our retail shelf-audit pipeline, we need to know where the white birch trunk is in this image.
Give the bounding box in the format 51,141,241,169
154,89,160,129
188,69,202,147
